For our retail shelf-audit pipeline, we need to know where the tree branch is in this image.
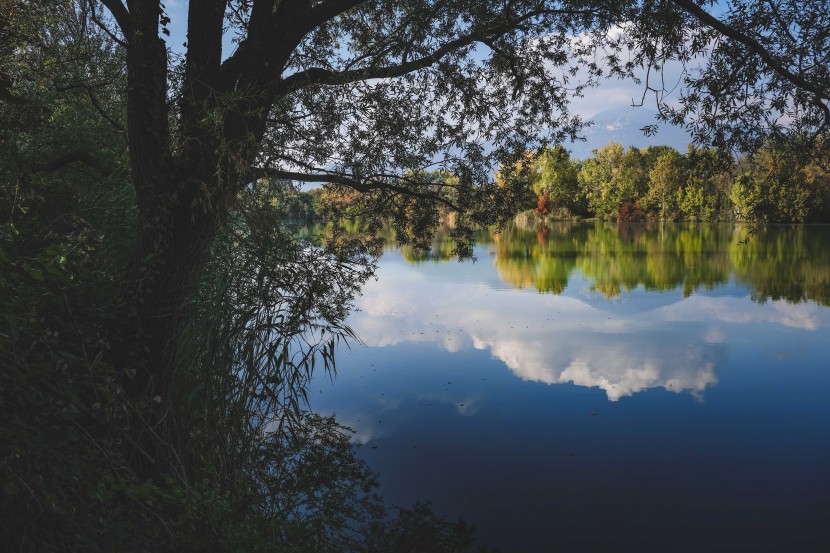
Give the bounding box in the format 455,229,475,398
221,0,368,90
27,150,115,176
185,0,224,79
181,0,224,140
278,27,487,94
88,0,128,47
56,80,126,134
219,0,279,88
670,0,830,127
277,7,598,95
304,0,368,33
98,0,132,39
263,170,461,211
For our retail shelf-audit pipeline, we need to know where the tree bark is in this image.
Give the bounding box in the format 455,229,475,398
113,0,232,479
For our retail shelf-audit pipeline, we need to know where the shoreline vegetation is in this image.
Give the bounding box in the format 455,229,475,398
515,141,830,225
288,140,830,228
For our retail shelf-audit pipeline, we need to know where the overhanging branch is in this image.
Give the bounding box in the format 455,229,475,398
98,0,133,39
670,0,830,129
261,169,462,211
277,32,479,94
304,0,368,34
277,7,600,94
27,150,115,176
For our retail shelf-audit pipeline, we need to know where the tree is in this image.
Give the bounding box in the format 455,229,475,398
644,148,684,220
532,144,583,216
75,0,631,477
578,144,617,219
681,146,733,221
729,142,830,223
578,142,643,219
730,171,765,222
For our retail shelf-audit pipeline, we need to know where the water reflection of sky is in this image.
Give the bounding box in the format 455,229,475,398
350,250,826,402
311,244,830,551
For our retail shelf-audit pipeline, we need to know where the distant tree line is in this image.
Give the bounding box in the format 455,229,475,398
499,140,830,223
302,136,830,229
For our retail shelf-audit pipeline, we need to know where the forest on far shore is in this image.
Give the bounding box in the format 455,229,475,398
500,140,830,224
287,140,830,227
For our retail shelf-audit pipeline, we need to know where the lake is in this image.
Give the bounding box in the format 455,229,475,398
310,223,830,551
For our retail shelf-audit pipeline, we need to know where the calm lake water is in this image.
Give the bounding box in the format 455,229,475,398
310,223,830,551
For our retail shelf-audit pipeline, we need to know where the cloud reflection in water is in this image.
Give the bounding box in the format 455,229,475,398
349,258,750,401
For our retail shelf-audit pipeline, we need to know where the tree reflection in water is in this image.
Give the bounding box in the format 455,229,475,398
481,222,830,305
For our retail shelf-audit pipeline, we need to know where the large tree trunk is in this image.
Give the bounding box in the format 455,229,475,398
113,1,229,477
123,175,223,388
111,0,292,480
117,164,226,478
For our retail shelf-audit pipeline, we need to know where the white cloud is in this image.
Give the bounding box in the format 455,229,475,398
659,296,826,331
328,411,385,445
704,327,726,343
348,260,725,402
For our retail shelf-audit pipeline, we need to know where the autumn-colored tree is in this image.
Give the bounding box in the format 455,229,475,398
532,145,583,216
578,143,644,220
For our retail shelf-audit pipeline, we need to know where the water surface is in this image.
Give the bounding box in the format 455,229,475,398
311,223,830,551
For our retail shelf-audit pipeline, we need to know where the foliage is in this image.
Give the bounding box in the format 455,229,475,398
578,143,644,219
571,0,829,165
532,145,584,216
676,183,710,222
518,138,830,223
494,152,542,220
536,192,551,216
729,172,764,222
618,200,645,222
678,146,732,221
181,177,376,471
730,142,830,223
644,148,685,220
